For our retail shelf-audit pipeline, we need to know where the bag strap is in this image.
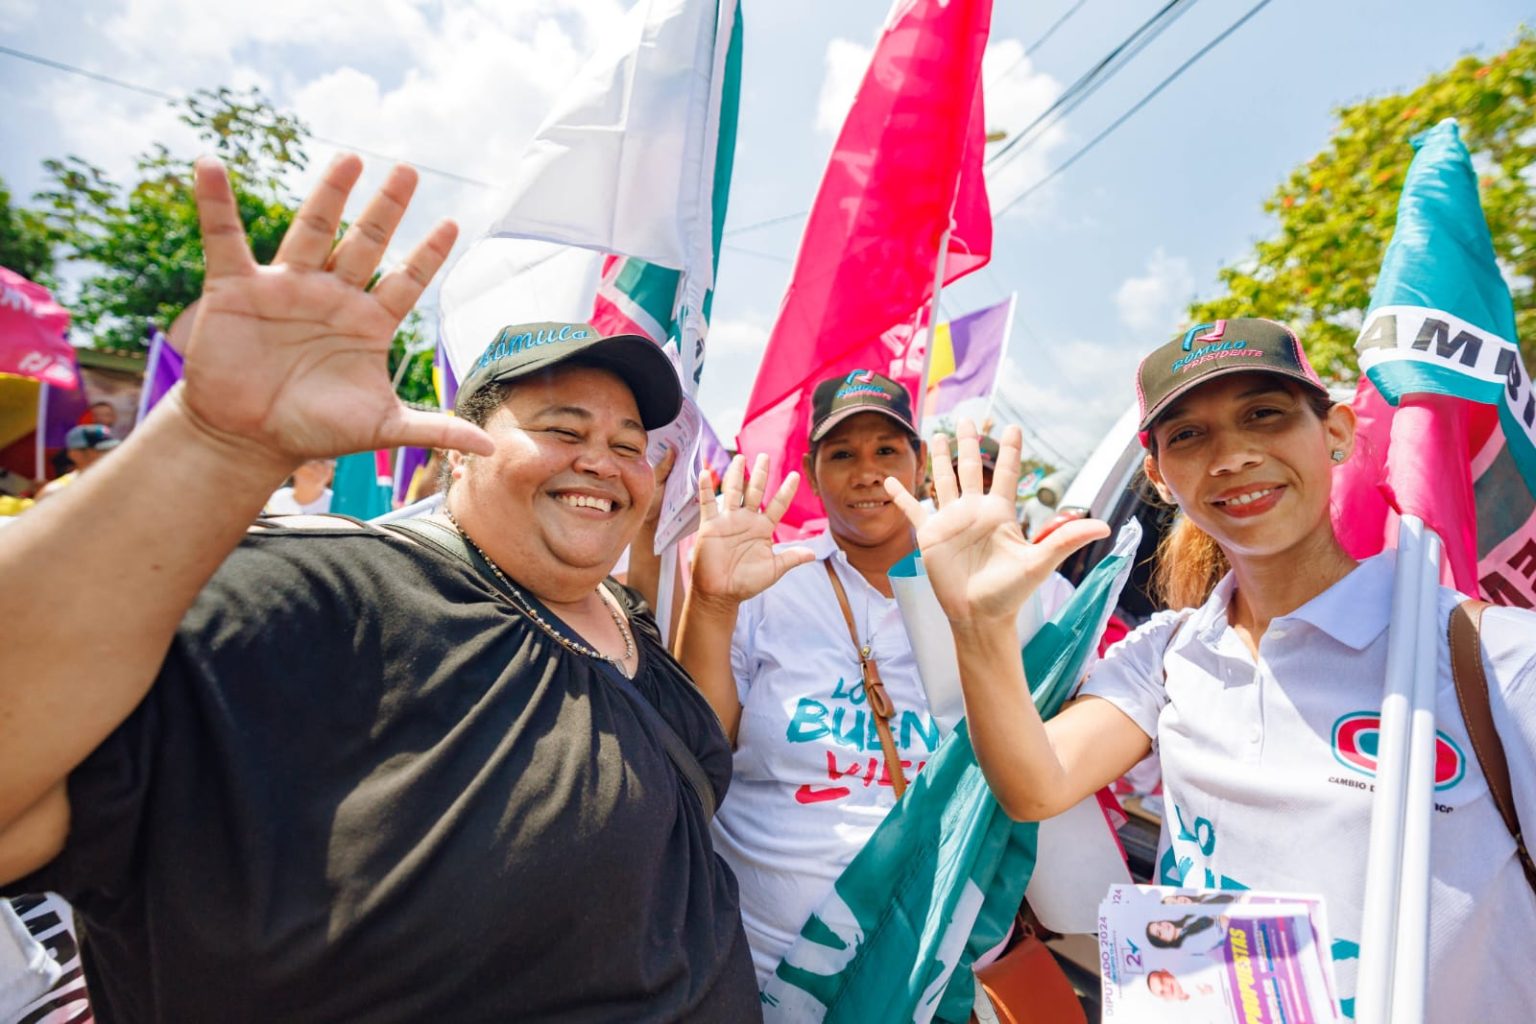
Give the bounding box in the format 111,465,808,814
824,560,908,798
1449,599,1536,892
383,517,718,819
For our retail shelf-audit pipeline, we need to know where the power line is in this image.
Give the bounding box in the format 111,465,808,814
727,0,1197,239
984,0,1090,89
994,0,1277,217
0,43,500,190
984,0,1198,176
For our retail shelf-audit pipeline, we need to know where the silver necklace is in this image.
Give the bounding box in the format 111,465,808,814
444,511,636,669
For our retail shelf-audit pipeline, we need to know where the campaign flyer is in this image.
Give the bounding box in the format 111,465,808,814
1098,884,1342,1023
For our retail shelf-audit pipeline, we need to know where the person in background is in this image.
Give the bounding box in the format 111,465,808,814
889,318,1536,1022
264,458,335,515
34,425,119,501
675,371,1079,984
84,401,118,430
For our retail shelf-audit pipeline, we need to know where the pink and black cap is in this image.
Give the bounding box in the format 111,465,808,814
1135,318,1328,447
456,321,682,430
808,369,918,443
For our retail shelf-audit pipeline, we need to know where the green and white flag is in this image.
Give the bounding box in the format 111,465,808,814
762,521,1142,1023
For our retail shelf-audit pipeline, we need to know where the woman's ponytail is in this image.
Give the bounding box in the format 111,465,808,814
1152,512,1229,610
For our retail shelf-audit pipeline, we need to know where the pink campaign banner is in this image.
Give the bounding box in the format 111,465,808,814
0,266,76,389
736,0,993,531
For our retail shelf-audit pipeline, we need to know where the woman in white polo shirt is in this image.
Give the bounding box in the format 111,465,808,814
676,370,1077,985
886,317,1536,1022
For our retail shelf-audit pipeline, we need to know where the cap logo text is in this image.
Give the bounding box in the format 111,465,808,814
835,369,890,401
476,324,591,369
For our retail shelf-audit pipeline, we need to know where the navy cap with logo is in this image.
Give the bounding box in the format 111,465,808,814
455,321,683,430
808,369,918,443
64,424,120,451
1136,317,1328,447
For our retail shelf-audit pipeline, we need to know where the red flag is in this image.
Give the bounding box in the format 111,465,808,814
736,0,993,531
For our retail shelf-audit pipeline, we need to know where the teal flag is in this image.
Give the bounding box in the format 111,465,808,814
762,522,1142,1023
331,451,392,520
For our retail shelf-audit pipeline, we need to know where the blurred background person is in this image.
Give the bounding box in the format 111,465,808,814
264,457,335,515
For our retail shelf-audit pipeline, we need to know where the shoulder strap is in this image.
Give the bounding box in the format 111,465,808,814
384,517,718,819
1449,599,1536,893
823,560,908,798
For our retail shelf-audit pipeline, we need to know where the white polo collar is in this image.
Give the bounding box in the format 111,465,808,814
1185,552,1395,653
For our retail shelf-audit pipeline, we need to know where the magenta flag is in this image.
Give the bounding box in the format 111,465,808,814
0,266,76,389
736,0,993,530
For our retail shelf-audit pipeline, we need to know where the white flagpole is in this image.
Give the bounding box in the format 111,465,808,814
915,220,954,435
1355,516,1425,1024
1389,524,1443,1021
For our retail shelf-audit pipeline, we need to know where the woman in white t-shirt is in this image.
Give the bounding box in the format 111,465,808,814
885,318,1536,1022
676,370,1079,984
263,458,335,515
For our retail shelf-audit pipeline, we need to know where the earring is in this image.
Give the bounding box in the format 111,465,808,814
1331,450,1345,463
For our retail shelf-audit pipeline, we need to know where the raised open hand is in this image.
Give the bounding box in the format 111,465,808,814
884,421,1109,629
177,155,493,471
692,453,815,604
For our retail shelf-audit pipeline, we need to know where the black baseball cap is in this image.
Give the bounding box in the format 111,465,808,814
455,321,683,430
1136,317,1328,447
808,369,918,443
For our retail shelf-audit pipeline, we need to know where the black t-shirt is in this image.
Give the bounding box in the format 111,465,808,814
8,522,759,1023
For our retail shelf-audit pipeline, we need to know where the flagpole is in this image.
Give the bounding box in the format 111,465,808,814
1389,523,1442,1022
916,218,954,435
1356,515,1430,1024
34,381,49,481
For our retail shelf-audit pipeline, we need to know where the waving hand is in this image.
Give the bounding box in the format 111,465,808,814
885,421,1108,628
178,154,493,468
692,454,815,603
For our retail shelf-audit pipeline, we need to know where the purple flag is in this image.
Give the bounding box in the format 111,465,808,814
137,326,185,422
433,338,459,409
923,294,1015,420
698,414,732,488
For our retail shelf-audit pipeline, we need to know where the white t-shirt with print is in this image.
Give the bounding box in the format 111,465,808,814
1080,552,1536,1023
715,529,1075,985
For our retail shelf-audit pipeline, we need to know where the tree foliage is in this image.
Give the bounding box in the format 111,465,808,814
1189,31,1536,380
23,86,437,404
0,177,57,286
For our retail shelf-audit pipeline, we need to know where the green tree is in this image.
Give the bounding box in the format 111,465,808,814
1189,31,1536,381
0,176,57,285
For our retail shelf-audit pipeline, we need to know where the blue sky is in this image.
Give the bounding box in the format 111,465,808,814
2,0,1530,465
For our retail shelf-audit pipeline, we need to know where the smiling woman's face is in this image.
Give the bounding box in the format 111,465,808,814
807,412,922,552
1144,372,1353,567
447,365,654,599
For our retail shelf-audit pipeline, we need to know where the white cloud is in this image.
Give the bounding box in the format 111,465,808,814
981,39,1069,218
1115,247,1195,334
706,315,770,357
993,335,1143,466
814,37,872,136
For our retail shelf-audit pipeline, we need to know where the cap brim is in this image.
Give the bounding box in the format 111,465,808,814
1138,364,1329,435
810,405,918,444
559,334,684,430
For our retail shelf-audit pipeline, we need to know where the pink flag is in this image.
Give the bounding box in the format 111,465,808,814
1332,120,1536,605
736,0,993,530
0,266,76,390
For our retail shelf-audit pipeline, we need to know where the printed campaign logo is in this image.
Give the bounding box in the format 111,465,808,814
1169,318,1264,375
1331,711,1466,790
835,368,890,401
1180,320,1226,351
